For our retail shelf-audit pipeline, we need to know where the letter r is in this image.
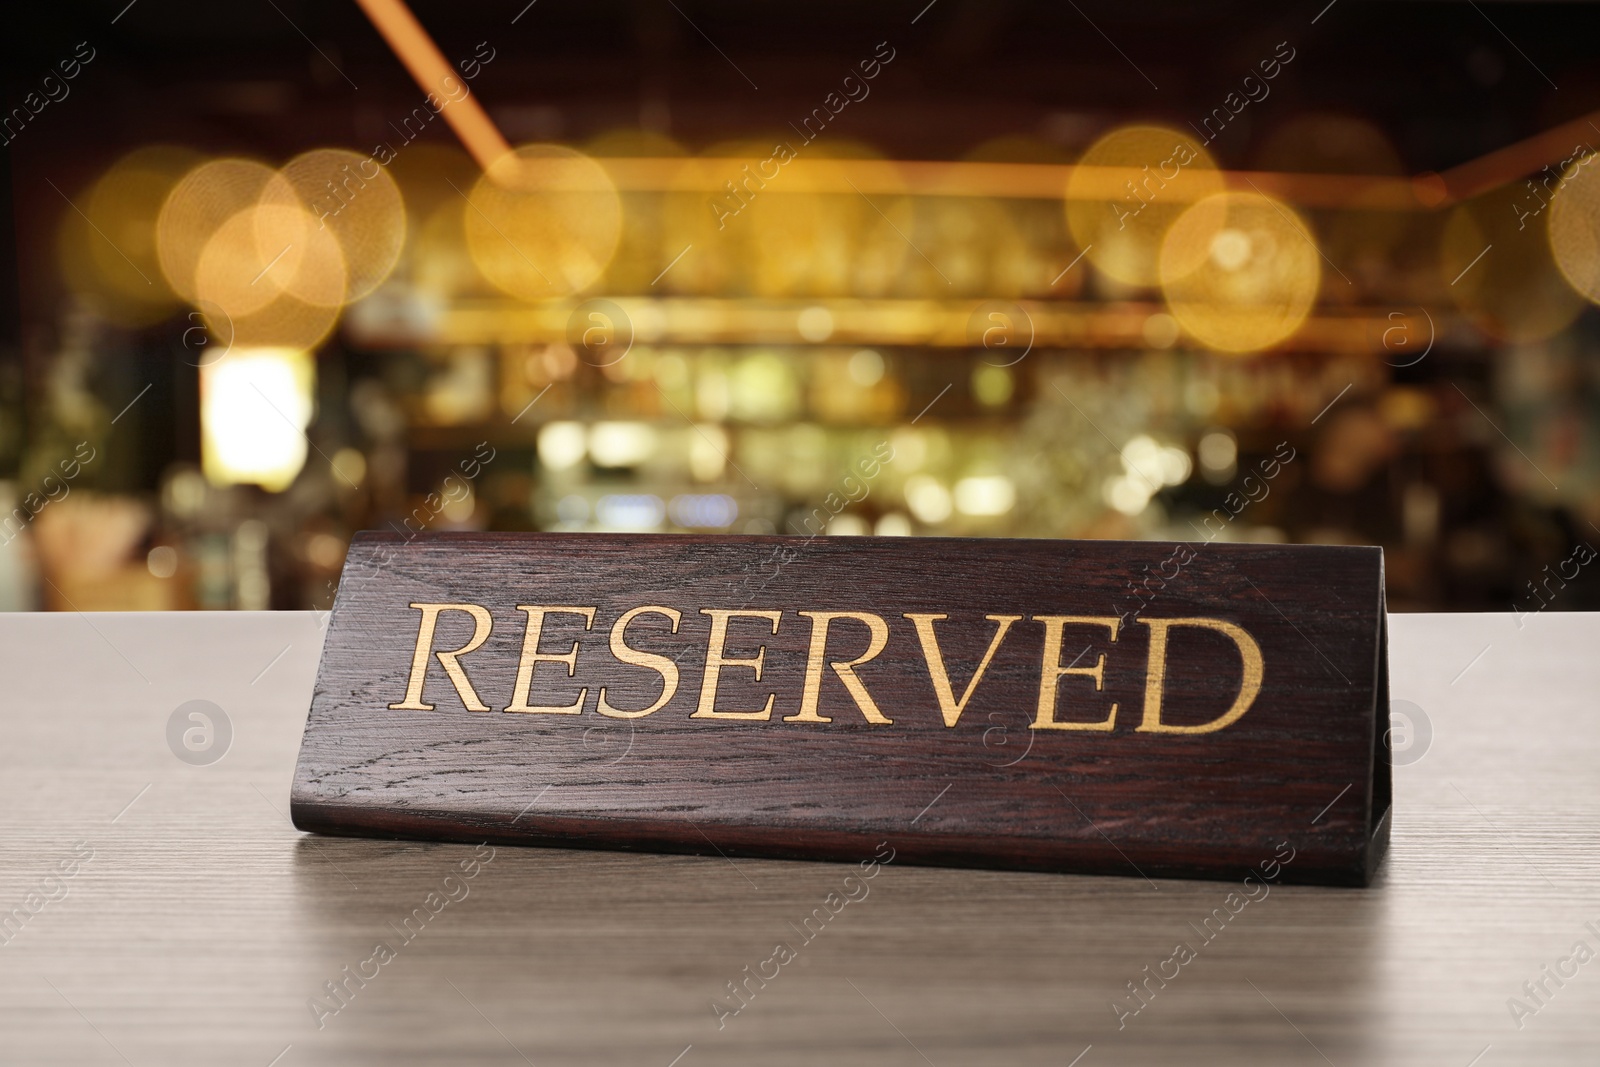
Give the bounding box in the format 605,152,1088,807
389,603,495,711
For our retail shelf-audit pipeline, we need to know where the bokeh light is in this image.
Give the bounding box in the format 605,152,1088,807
1066,124,1225,287
157,158,277,302
1548,151,1600,304
200,347,315,491
1443,187,1585,342
464,144,622,301
265,148,406,303
195,202,346,318
586,128,689,294
27,42,1600,618
57,145,201,325
1159,191,1321,353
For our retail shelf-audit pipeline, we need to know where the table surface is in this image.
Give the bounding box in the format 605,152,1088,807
0,608,1596,1066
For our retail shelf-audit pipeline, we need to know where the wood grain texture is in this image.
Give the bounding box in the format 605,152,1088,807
0,609,1597,1065
292,533,1389,885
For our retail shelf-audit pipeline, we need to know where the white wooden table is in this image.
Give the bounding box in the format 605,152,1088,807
0,609,1595,1065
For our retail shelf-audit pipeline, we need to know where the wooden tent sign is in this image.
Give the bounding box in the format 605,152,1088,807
291,532,1391,885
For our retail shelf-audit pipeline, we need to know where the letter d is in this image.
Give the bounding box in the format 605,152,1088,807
1137,618,1263,734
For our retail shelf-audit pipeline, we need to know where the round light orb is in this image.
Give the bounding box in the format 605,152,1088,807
196,203,347,319
157,158,276,302
1159,191,1321,353
1066,124,1224,287
265,148,406,303
1548,152,1600,304
465,144,622,301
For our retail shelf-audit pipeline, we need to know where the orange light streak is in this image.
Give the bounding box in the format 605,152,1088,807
352,0,511,171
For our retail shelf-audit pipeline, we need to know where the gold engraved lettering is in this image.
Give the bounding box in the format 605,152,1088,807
692,609,783,720
596,605,683,718
1032,615,1121,731
787,611,893,724
503,606,597,714
1138,617,1263,734
389,602,494,712
904,613,1021,727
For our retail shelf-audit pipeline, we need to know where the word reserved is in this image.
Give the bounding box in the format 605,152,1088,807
387,602,1265,735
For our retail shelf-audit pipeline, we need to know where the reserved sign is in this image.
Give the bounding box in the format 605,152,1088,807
292,533,1391,885
385,603,1263,735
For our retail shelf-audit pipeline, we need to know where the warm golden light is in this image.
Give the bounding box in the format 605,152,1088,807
744,142,912,299
464,144,622,301
194,208,284,320
1159,191,1321,353
1444,189,1584,343
156,158,276,302
352,0,512,172
916,196,1027,298
201,347,316,491
189,194,345,351
203,288,341,352
397,295,1412,357
195,203,347,318
1067,125,1225,287
587,129,689,293
150,149,412,350
57,146,200,325
1548,153,1600,304
265,148,406,302
659,154,738,295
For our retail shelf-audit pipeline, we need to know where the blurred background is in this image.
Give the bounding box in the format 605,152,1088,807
2,0,1599,613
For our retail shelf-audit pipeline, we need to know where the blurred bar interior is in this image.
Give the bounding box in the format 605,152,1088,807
2,0,1599,613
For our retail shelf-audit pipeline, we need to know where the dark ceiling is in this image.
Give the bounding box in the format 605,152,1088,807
2,1,1596,171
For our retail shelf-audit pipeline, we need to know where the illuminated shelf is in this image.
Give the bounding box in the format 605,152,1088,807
595,157,1426,210
346,295,1462,357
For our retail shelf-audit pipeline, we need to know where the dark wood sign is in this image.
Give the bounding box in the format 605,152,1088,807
291,532,1391,885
